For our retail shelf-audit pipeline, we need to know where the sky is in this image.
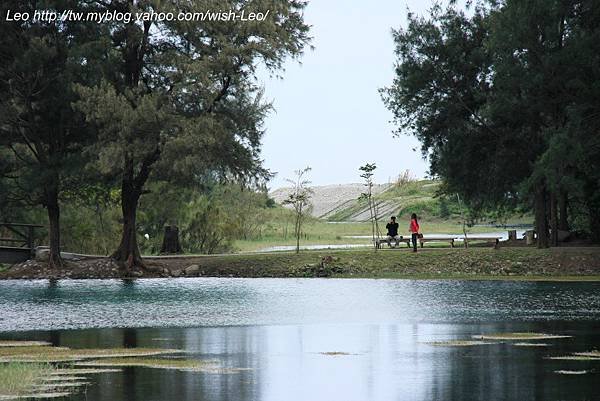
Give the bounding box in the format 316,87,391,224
259,0,439,189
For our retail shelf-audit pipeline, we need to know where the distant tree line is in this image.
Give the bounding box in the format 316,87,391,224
382,0,600,246
0,0,310,268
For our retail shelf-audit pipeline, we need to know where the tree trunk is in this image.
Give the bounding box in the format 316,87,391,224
47,199,62,268
111,157,143,269
589,204,600,244
549,191,558,247
112,190,142,268
295,209,301,254
160,225,183,254
44,177,62,268
535,183,549,249
558,191,569,231
112,148,160,269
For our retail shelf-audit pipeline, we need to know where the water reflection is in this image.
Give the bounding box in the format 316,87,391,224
1,279,599,400
2,322,598,401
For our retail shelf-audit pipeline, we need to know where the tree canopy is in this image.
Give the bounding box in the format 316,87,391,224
1,0,311,267
382,0,600,245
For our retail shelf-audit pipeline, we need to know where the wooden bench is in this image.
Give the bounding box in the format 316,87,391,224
374,237,411,249
418,236,457,248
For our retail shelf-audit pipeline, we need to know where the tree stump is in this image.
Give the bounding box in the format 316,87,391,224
160,225,183,254
525,230,535,245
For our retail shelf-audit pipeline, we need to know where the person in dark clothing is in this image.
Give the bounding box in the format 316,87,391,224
409,213,420,252
386,216,401,247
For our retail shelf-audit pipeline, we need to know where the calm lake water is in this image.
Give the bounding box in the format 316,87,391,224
1,279,600,401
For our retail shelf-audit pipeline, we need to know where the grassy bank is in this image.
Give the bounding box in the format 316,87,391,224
146,247,600,280
3,247,599,280
0,362,54,397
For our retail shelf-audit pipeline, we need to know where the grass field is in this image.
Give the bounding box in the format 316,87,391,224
239,179,533,253
145,247,600,280
233,219,532,252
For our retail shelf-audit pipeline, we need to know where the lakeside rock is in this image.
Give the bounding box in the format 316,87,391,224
184,264,200,276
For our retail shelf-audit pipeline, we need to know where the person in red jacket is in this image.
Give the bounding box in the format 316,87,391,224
409,213,420,252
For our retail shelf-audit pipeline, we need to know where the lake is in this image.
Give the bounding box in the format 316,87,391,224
1,278,599,400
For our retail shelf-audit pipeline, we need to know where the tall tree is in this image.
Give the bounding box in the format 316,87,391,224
382,0,600,246
75,0,311,268
0,0,98,266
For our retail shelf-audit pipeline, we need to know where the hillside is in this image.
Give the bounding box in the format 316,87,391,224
269,183,391,219
271,180,450,222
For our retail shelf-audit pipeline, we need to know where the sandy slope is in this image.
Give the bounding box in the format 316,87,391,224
270,183,391,219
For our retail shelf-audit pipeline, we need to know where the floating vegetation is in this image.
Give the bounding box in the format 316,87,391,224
51,368,122,375
547,350,600,361
0,342,174,399
573,351,600,358
0,392,72,399
0,341,51,348
319,352,352,356
77,357,249,374
473,333,572,341
32,382,90,390
0,346,183,363
425,340,497,347
554,370,589,375
547,355,600,361
77,357,216,371
42,376,87,382
0,362,81,399
513,343,550,347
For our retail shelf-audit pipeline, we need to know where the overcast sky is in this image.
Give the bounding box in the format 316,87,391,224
259,0,441,189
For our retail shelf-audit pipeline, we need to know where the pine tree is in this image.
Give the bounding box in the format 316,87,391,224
75,1,311,268
0,0,98,266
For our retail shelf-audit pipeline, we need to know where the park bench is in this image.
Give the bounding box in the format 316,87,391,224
374,237,411,249
418,236,457,248
462,236,502,248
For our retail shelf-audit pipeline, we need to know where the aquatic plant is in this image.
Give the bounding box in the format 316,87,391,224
0,346,184,363
554,370,589,375
0,341,52,348
473,333,571,341
425,340,497,347
77,357,248,374
0,362,53,397
513,343,550,347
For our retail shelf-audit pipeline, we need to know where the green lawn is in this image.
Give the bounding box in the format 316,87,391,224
233,219,532,252
148,247,600,281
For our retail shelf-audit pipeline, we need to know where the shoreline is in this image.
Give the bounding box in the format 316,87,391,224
1,247,599,281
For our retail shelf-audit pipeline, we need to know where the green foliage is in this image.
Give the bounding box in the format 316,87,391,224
70,0,311,262
0,362,54,396
178,185,278,254
60,203,121,255
0,0,101,263
0,0,312,264
382,0,600,243
438,198,451,219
